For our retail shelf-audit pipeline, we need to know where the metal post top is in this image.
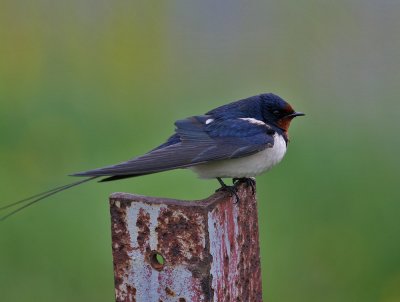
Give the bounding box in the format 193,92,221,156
109,182,262,302
109,181,254,208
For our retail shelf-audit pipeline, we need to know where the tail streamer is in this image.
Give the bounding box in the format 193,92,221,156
0,177,98,221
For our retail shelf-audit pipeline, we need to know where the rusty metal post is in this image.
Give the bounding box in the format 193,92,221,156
110,182,263,302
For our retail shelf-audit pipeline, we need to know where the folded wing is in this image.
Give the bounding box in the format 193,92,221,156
72,116,275,180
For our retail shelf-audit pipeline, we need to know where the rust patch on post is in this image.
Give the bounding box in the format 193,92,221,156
110,183,263,302
136,208,150,253
110,200,136,302
236,190,263,301
165,286,175,296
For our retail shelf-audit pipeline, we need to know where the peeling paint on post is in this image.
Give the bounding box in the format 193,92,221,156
110,182,263,302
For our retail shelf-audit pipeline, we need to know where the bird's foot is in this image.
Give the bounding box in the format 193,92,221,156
232,177,256,195
216,177,240,203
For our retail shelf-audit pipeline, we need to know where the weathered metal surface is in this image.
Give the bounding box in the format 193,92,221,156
110,182,263,302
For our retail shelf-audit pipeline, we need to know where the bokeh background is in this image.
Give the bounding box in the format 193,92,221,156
1,1,400,301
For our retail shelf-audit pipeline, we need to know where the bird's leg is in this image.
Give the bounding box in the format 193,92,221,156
216,177,240,203
232,177,256,195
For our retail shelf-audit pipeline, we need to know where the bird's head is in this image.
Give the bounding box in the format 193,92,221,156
260,93,305,132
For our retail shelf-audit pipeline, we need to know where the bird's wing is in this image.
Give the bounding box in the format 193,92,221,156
72,116,275,178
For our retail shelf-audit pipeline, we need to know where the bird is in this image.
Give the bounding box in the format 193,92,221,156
0,93,304,220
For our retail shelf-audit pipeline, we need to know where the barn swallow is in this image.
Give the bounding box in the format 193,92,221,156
0,93,304,220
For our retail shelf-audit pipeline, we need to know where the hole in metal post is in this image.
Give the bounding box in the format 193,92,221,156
149,250,165,270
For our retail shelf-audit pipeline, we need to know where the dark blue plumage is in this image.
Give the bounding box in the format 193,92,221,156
0,93,304,221
72,93,303,181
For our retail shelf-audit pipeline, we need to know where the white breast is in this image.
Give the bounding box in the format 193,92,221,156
188,133,287,178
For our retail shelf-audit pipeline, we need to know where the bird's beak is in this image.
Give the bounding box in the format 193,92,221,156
287,111,305,118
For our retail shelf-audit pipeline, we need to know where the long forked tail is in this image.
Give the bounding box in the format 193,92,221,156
0,176,98,222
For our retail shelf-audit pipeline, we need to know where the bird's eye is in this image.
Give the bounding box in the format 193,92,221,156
273,110,280,116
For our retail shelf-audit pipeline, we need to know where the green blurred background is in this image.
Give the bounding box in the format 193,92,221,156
1,1,399,301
